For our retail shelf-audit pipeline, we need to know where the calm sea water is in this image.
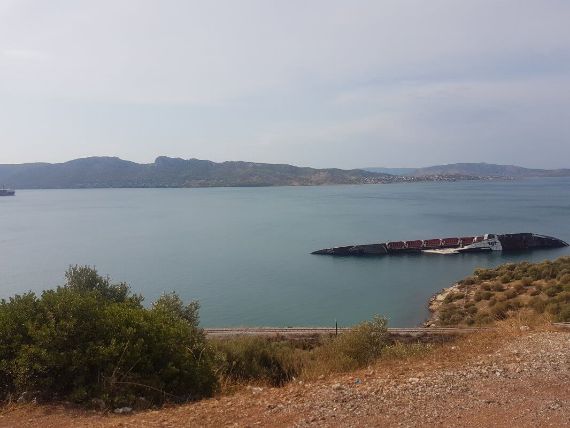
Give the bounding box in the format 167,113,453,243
1,178,569,327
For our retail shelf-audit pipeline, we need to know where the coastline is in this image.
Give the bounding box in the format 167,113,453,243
424,283,463,327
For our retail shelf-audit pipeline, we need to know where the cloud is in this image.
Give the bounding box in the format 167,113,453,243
3,49,49,61
0,0,569,167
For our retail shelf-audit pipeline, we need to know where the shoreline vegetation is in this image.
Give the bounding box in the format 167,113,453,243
1,257,569,412
426,256,570,327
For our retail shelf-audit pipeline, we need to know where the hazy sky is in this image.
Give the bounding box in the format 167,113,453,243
1,1,569,168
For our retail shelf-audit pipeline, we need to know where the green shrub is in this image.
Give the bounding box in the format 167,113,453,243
309,316,389,372
0,266,217,406
466,305,478,315
474,268,496,281
475,291,493,301
545,302,560,316
460,276,477,285
545,286,561,297
443,292,465,304
474,311,493,325
490,301,520,320
529,288,541,296
438,304,467,326
529,297,547,313
212,337,301,386
491,282,505,292
556,291,570,304
557,304,570,322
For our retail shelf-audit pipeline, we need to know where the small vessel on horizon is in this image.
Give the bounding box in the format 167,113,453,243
0,186,15,196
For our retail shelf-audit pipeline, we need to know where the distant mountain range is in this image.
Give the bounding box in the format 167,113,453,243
0,156,405,189
2,158,566,190
363,167,417,176
365,163,570,178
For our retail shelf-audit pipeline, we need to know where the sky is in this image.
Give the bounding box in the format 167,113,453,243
1,0,569,169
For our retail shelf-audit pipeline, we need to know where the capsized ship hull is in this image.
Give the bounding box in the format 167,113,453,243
312,233,568,256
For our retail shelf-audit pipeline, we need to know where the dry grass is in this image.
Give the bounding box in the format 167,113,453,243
211,310,555,393
210,316,437,388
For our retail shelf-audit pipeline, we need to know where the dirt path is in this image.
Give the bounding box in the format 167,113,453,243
1,329,569,427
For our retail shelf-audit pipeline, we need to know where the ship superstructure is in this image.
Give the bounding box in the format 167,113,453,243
0,186,15,196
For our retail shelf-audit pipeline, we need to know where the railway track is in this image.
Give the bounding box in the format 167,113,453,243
204,326,489,338
553,322,570,330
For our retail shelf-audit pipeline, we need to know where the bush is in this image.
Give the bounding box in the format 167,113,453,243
438,304,467,326
474,268,496,281
474,311,493,325
212,337,301,386
529,297,547,313
558,304,570,322
491,282,505,292
0,266,217,406
474,291,493,301
460,276,477,286
490,301,520,320
443,292,465,304
545,286,561,297
545,302,560,316
557,291,570,304
309,316,389,373
466,305,478,315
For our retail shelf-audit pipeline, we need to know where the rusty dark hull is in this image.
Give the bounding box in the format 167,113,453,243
312,233,568,256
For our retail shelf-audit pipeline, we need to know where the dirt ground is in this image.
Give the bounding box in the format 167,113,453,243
1,326,569,427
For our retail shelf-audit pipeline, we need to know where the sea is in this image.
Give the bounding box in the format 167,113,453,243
1,178,569,328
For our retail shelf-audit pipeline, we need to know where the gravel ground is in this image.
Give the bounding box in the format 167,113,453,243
1,330,569,427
